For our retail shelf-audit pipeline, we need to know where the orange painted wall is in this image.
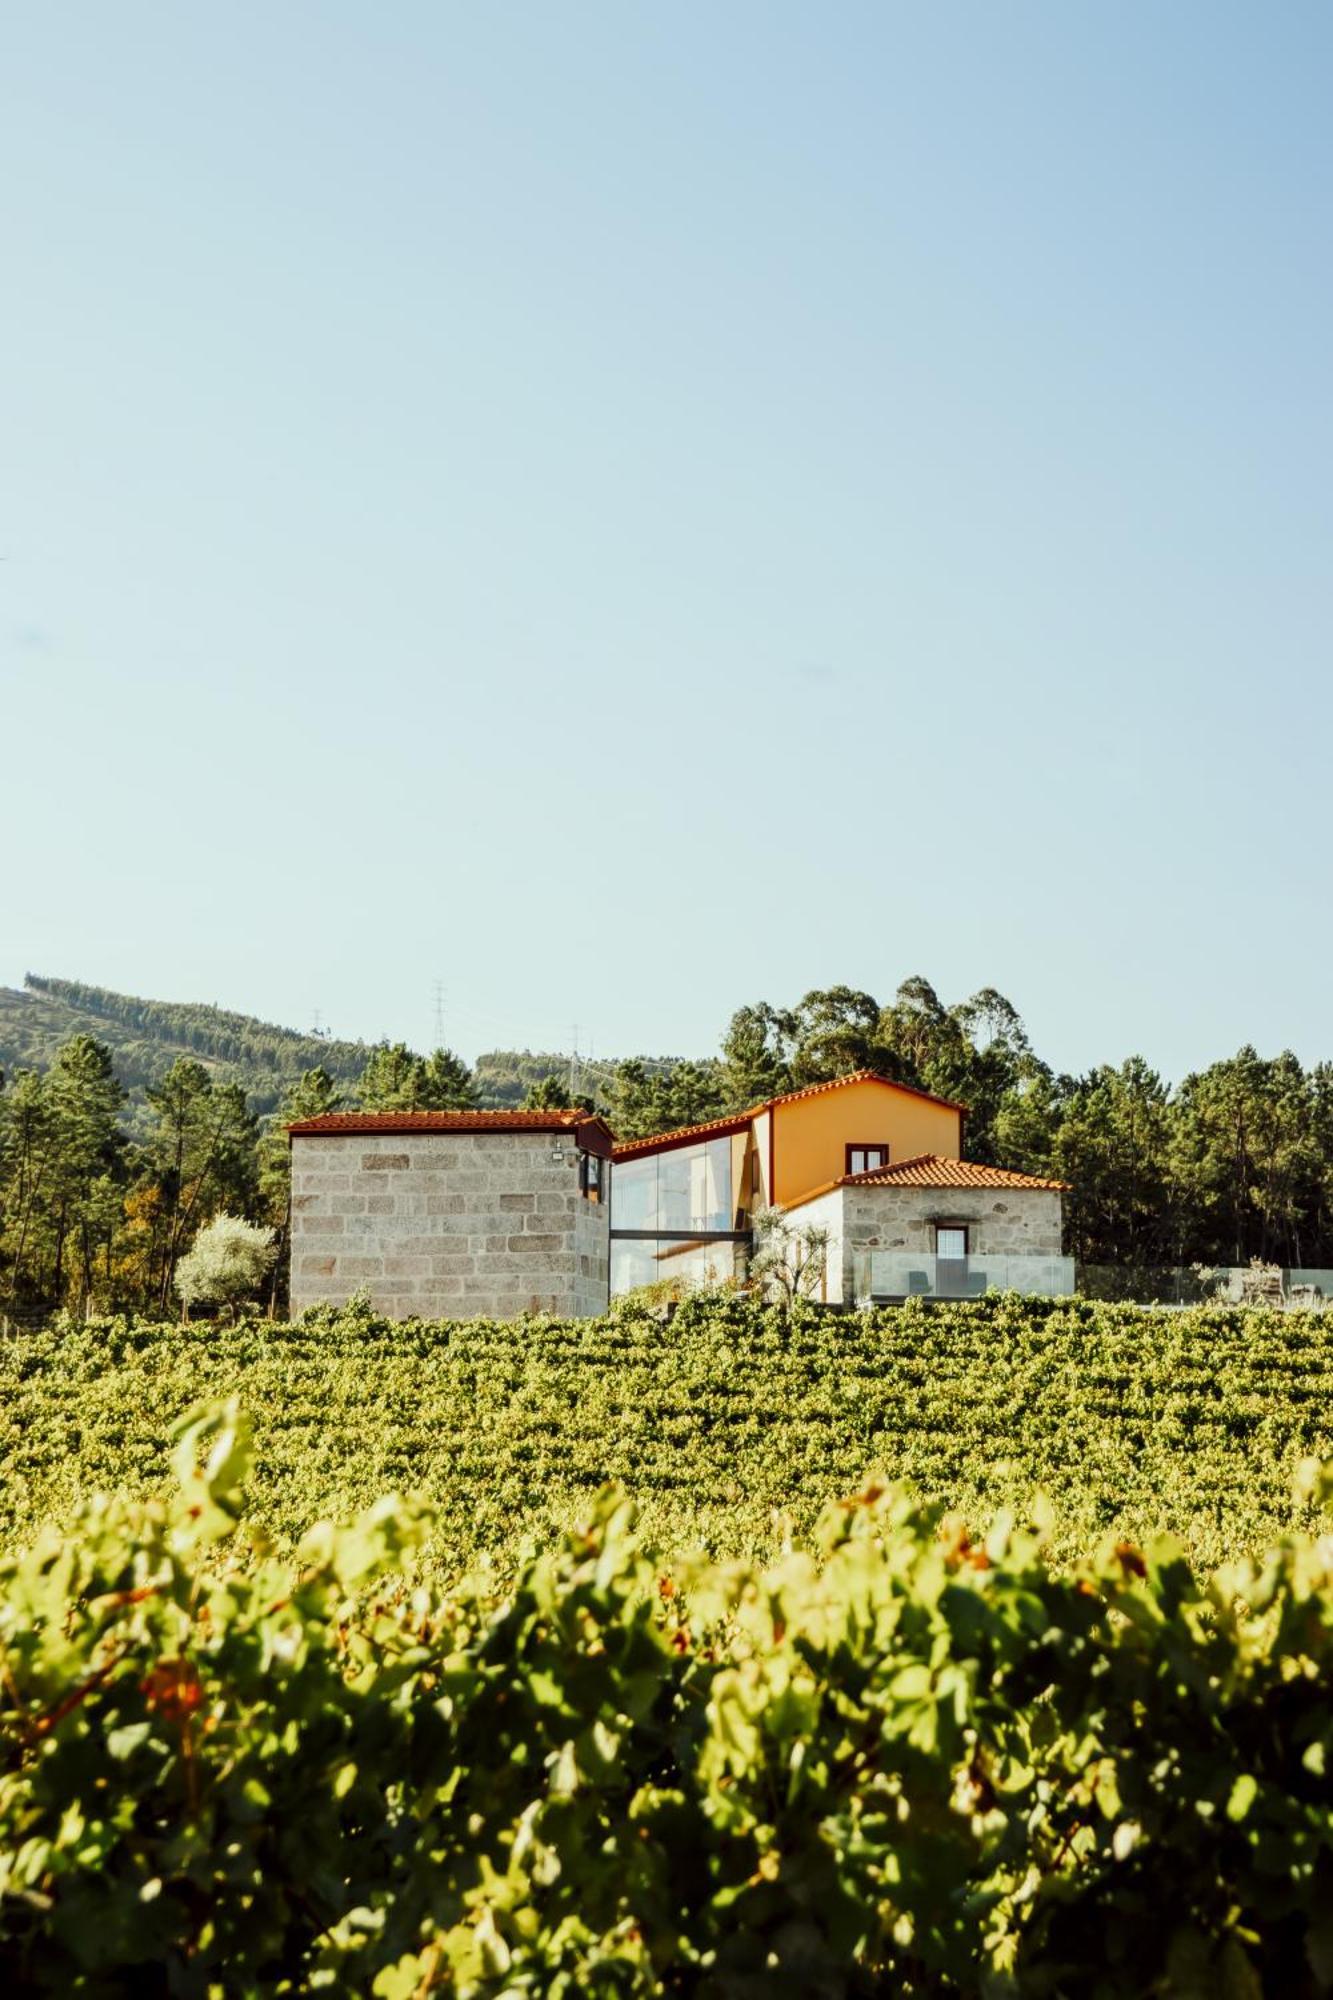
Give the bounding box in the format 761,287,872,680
750,1110,772,1211
771,1079,962,1208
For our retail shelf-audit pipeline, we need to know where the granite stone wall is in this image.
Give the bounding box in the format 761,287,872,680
840,1185,1065,1262
836,1184,1066,1299
289,1131,610,1321
784,1183,1066,1302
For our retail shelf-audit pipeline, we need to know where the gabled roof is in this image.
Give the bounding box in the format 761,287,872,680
610,1070,965,1161
764,1068,968,1115
782,1154,1068,1209
288,1109,615,1155
846,1154,1068,1191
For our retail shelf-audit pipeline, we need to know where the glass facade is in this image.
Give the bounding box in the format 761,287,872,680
610,1136,735,1234
609,1137,747,1298
610,1234,747,1297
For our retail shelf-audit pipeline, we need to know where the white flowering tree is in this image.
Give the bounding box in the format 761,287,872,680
174,1214,277,1320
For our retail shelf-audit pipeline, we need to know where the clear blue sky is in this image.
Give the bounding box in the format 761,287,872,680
3,4,1329,1078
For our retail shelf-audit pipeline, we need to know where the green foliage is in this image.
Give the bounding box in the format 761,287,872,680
519,1074,596,1113
718,1000,796,1109
356,1041,477,1112
1,973,369,1123
2,1397,1332,1994
141,1058,260,1312
749,1203,832,1302
174,1212,278,1314
474,1047,624,1110
0,1034,125,1315
3,1296,1332,1580
605,1057,726,1140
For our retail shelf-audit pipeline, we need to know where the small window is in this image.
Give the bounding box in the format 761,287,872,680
580,1152,604,1201
846,1143,889,1177
936,1225,968,1259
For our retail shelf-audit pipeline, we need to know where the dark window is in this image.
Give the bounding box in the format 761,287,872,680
580,1152,604,1201
846,1143,889,1177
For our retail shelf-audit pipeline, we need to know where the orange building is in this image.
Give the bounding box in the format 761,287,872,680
608,1070,953,1294
609,1070,1070,1302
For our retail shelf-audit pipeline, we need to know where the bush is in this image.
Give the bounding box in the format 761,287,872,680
174,1213,277,1315
2,1406,1332,1994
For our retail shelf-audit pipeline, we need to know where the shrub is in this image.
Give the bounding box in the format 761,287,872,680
2,1406,1332,1994
174,1213,277,1316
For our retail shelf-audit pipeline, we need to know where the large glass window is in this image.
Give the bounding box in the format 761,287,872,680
610,1137,733,1234
610,1235,746,1297
610,1154,657,1231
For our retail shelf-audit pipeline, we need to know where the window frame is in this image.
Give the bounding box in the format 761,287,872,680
580,1151,604,1201
845,1142,890,1178
934,1223,969,1259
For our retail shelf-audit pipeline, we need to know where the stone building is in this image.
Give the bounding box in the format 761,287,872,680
288,1109,612,1321
782,1155,1071,1302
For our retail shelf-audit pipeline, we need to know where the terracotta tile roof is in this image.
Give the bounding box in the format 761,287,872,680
843,1153,1069,1192
766,1068,968,1115
288,1109,614,1151
610,1111,751,1160
610,1070,966,1161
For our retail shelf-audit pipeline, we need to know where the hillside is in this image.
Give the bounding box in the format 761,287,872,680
0,975,371,1130
472,1046,676,1108
0,974,676,1130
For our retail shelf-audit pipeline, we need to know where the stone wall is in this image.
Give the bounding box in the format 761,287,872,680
782,1183,1066,1301
574,1181,611,1318
835,1184,1065,1298
290,1131,610,1321
840,1185,1065,1259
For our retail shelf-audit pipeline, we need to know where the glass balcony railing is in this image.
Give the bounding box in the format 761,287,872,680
854,1251,1076,1301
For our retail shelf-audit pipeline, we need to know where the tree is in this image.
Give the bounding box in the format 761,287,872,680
657,1061,725,1129
718,1003,795,1111
878,978,1046,1162
522,1073,572,1110
991,1070,1069,1183
258,1068,342,1316
174,1213,277,1318
356,1042,476,1112
749,1205,831,1304
44,1035,125,1310
789,987,892,1086
520,1074,593,1113
1050,1059,1175,1268
878,975,961,1085
356,1043,424,1111
1170,1049,1323,1268
0,1070,56,1307
141,1060,259,1312
0,1038,127,1312
418,1047,477,1110
604,1059,725,1142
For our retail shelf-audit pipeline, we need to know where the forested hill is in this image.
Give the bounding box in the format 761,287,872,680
0,976,630,1129
0,976,371,1128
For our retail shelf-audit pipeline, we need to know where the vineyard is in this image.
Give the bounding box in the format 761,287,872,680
2,1399,1331,1994
3,1293,1333,1575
